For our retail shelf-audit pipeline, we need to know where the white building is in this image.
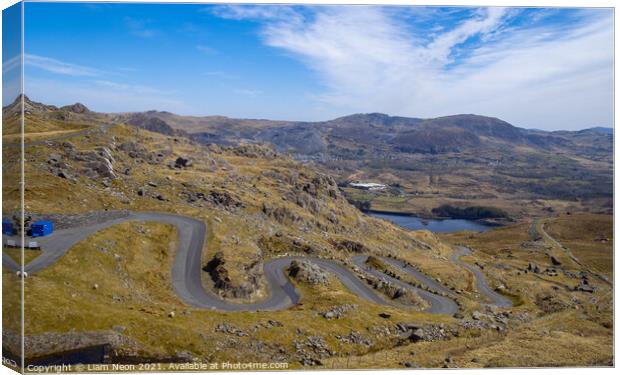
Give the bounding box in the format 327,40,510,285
349,182,387,191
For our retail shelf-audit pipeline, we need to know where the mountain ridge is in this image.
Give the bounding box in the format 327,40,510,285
3,97,613,221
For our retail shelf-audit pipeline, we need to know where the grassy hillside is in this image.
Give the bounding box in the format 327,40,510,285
1,104,613,368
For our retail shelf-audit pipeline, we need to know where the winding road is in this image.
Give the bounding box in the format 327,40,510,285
450,246,512,308
2,212,510,314
351,255,458,315
3,124,115,150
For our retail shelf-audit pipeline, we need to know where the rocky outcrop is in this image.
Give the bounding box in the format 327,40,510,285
296,175,339,199
203,252,232,291
3,94,57,116
335,330,373,346
354,268,423,307
232,144,277,159
294,336,333,366
288,260,329,285
68,146,117,179
117,141,148,159
395,323,452,343
183,190,244,211
123,113,181,136
46,152,75,182
203,252,261,299
319,304,358,319
60,102,90,114
174,156,192,168
284,190,321,214
262,203,302,224
332,239,368,253
215,323,248,337
206,191,243,209
535,293,569,313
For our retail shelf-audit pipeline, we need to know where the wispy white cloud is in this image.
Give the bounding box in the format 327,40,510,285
25,54,101,76
424,7,508,65
209,4,302,23
2,55,21,106
213,6,613,130
2,54,21,75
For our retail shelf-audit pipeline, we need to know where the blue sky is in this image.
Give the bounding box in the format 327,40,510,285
2,1,21,103
4,2,614,130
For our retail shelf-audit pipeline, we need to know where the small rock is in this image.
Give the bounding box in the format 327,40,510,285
47,153,62,163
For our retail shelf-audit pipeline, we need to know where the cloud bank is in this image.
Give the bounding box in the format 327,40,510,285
214,6,613,130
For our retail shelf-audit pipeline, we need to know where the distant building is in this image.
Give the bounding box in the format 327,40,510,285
349,182,387,191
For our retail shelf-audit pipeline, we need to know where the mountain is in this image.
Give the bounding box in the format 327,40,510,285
2,94,58,115
586,126,613,134
2,96,104,136
117,112,186,136
109,110,610,218
112,110,612,161
5,98,613,218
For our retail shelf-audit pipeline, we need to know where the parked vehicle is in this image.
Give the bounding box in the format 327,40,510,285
2,219,14,236
31,220,54,237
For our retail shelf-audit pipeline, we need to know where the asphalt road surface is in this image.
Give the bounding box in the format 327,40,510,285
1,212,510,313
450,246,513,308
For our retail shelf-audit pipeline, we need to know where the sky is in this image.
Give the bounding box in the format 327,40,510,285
2,1,21,104
2,2,614,130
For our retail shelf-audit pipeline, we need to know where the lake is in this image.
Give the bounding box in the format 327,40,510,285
369,212,492,233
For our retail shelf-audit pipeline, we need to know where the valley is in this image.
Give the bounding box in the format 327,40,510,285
1,97,613,369
109,109,613,221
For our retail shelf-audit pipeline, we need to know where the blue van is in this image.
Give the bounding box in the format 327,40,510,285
31,220,54,237
2,219,14,236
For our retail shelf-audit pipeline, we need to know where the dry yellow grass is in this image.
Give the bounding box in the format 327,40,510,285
320,308,612,369
2,110,612,368
3,248,41,264
544,213,613,277
3,221,452,364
